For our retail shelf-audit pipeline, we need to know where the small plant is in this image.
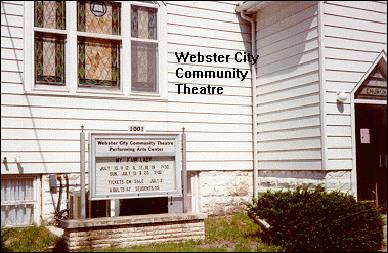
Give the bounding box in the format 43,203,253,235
247,185,384,252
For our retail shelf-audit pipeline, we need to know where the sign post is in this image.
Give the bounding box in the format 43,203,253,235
88,133,182,201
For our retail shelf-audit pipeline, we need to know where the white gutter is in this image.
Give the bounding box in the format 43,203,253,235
236,5,259,199
236,1,273,13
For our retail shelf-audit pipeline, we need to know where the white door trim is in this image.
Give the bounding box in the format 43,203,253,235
350,51,387,199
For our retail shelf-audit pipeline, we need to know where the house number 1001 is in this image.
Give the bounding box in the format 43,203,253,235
130,126,144,132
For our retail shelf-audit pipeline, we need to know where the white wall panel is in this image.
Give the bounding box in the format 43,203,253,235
1,1,254,173
255,1,322,170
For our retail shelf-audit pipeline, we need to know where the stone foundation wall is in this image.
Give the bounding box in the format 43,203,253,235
199,171,253,215
61,213,207,251
197,169,352,216
257,170,352,193
324,170,352,192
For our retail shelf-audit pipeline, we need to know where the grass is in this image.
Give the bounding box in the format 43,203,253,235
82,213,284,252
1,212,284,252
1,226,58,252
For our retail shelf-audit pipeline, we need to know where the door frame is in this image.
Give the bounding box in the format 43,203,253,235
351,100,386,199
350,52,387,199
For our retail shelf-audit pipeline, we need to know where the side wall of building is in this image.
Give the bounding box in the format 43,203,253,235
254,1,331,192
254,1,387,195
255,1,323,171
1,1,253,222
1,1,253,173
321,1,387,170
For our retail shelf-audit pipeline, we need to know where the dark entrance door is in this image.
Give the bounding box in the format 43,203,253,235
355,103,387,212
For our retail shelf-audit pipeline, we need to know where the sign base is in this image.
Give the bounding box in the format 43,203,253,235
61,212,207,251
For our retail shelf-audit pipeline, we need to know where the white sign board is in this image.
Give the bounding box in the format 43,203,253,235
89,133,182,200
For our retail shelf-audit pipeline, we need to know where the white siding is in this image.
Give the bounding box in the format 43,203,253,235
255,1,322,170
1,1,254,174
322,1,387,170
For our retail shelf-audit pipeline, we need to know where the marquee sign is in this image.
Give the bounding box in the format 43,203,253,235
88,133,182,200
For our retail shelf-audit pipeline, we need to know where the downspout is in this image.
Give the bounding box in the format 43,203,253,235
238,9,258,199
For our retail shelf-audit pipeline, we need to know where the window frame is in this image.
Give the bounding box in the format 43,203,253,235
25,1,167,99
1,175,41,228
129,1,160,95
30,1,69,92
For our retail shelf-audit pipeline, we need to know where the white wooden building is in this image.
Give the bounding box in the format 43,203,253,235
1,1,387,227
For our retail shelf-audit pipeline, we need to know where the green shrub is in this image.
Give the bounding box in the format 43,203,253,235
1,226,58,252
247,186,384,252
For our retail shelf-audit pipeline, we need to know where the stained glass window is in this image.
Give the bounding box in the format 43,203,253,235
35,33,65,85
77,1,121,35
34,1,66,30
32,2,160,92
131,41,158,92
34,1,66,86
131,6,157,40
78,38,120,88
131,5,158,93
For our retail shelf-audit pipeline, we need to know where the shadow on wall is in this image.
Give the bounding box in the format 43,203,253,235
1,2,57,213
236,1,320,102
254,1,318,81
238,1,322,170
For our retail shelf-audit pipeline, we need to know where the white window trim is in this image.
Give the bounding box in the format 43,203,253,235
129,1,163,96
1,175,41,227
24,1,70,93
24,1,168,100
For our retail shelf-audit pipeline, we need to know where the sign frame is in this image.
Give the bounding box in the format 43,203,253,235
88,133,182,200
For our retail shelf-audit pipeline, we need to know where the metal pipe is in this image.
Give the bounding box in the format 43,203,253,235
182,127,188,212
80,125,86,219
239,10,259,199
65,174,69,211
56,175,63,213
